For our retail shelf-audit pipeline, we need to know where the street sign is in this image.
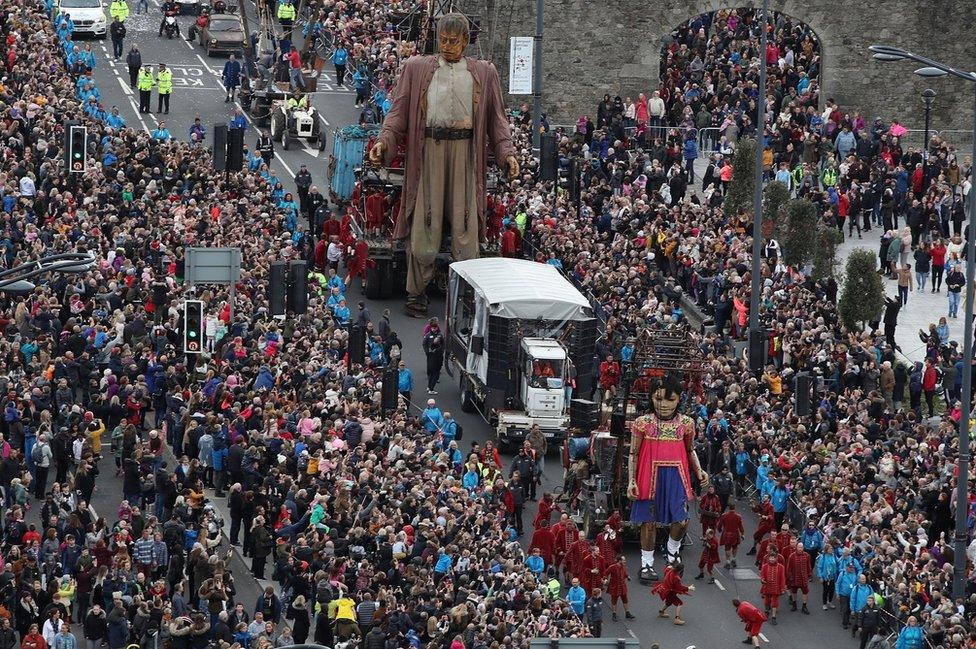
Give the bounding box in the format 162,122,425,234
185,247,242,326
185,247,242,285
509,37,534,95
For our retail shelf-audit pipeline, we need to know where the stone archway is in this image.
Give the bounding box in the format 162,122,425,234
477,0,975,130
644,0,836,112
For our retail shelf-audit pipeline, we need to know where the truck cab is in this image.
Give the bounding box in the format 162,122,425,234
444,258,598,451
520,338,566,419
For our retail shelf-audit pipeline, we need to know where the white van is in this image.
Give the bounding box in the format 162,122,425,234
55,0,108,38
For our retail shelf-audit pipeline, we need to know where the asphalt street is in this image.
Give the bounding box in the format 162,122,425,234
82,7,865,647
90,2,358,194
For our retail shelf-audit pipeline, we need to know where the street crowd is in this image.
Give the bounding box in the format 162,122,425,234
493,6,973,649
0,2,607,649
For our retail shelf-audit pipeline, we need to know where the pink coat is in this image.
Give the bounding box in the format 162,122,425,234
378,55,515,241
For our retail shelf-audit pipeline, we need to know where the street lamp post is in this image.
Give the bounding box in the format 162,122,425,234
869,44,976,601
921,88,936,193
748,0,769,374
0,252,96,293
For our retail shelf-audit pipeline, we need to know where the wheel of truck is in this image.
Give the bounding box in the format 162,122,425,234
381,260,402,299
318,133,327,151
270,109,285,141
363,263,383,300
459,379,476,413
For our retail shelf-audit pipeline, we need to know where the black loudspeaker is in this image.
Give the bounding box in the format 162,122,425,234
213,124,227,172
610,410,626,438
226,127,245,172
795,372,812,418
287,260,308,315
539,132,557,181
347,324,366,369
269,261,287,316
748,327,767,373
570,398,599,433
381,366,399,412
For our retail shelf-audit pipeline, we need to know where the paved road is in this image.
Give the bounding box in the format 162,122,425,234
79,12,874,648
90,3,358,195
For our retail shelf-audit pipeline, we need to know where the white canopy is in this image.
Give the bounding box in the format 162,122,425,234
450,258,593,322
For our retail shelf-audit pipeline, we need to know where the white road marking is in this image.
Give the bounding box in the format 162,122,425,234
627,630,638,640
195,53,217,74
126,97,150,133
714,578,726,591
117,76,133,95
300,142,319,158
758,633,770,643
182,36,195,50
685,645,697,649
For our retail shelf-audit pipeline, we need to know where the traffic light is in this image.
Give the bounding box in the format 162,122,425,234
183,300,205,354
66,124,88,174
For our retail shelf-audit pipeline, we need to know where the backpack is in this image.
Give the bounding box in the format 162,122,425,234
31,443,43,464
453,422,463,442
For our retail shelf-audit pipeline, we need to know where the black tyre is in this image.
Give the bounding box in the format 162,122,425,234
363,263,382,299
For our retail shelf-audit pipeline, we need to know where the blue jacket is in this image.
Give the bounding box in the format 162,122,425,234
422,407,443,433
683,138,699,161
398,368,413,392
849,583,873,612
434,552,452,574
332,48,348,66
815,552,838,581
734,451,749,476
222,59,242,87
801,528,824,552
771,486,790,513
836,568,859,596
837,554,862,575
254,367,275,390
894,626,924,649
442,419,458,443
526,555,544,576
567,585,586,615
462,471,479,490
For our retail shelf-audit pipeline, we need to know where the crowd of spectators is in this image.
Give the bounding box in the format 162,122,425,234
1,0,976,648
0,2,601,649
489,7,976,649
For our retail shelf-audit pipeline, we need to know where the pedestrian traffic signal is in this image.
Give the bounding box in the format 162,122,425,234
66,124,88,174
183,299,205,354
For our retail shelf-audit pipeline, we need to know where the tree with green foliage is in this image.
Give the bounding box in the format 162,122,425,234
762,180,790,240
781,198,818,268
813,226,845,281
839,249,885,330
724,138,757,218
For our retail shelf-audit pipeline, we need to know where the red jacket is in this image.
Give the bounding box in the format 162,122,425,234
606,561,629,597
718,510,744,547
786,551,811,589
737,600,768,625
760,561,786,596
500,228,518,256
922,365,938,391
652,565,689,599
528,526,555,565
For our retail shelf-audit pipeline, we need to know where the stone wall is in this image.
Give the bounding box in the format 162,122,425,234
463,0,976,136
